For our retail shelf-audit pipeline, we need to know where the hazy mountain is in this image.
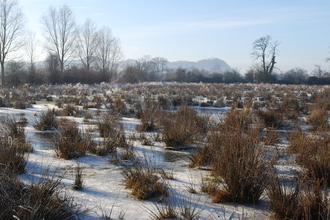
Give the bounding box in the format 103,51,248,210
36,57,232,74
167,58,232,73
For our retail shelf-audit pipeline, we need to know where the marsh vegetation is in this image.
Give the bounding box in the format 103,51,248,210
0,82,329,219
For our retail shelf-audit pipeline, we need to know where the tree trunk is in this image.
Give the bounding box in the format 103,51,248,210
1,61,5,88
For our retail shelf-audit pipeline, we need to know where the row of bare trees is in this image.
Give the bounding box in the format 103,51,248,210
0,0,122,87
120,56,168,83
40,5,123,83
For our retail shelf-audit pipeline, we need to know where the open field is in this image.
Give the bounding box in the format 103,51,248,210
0,82,329,219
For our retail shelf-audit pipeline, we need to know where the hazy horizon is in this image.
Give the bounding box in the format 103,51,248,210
18,0,330,74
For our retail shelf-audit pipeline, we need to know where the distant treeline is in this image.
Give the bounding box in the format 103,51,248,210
4,58,330,87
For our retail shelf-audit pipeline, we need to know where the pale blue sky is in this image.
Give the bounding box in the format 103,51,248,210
20,0,330,73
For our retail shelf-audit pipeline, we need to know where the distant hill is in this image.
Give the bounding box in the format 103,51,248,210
167,58,232,73
36,57,232,74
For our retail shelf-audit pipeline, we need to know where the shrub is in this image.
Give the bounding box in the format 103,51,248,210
190,104,254,169
97,134,127,156
210,126,270,204
13,101,26,109
262,129,280,145
200,178,220,196
34,109,58,131
96,113,127,156
308,106,328,131
62,104,77,116
257,108,283,128
147,196,202,220
267,172,330,220
119,145,135,161
97,113,120,138
72,163,84,190
0,137,27,174
160,106,208,149
206,106,270,204
267,173,301,220
289,130,330,186
113,98,127,115
0,116,32,152
223,103,253,131
137,108,161,132
189,145,212,168
54,121,96,159
0,173,81,219
157,96,170,110
137,99,163,132
280,95,301,120
121,162,168,200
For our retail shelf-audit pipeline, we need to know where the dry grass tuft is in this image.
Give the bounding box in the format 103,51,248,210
257,108,283,129
122,162,168,200
137,99,163,132
289,130,330,186
308,106,328,131
62,104,77,116
0,172,81,219
96,113,127,156
189,145,213,168
160,106,208,149
267,171,330,220
72,163,84,190
0,116,30,174
54,120,96,159
0,137,27,174
262,129,280,145
33,108,58,131
207,106,270,204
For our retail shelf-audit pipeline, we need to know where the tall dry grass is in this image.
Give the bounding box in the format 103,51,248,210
96,113,127,156
199,105,271,204
33,108,58,131
0,173,81,219
0,116,31,174
160,106,208,149
267,171,330,220
54,120,96,159
0,137,27,174
289,130,330,186
308,106,328,131
257,108,283,129
121,161,168,200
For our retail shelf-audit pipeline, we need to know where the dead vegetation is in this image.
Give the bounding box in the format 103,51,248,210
1,82,330,219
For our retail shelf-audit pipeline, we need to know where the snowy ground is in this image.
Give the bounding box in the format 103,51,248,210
0,104,280,220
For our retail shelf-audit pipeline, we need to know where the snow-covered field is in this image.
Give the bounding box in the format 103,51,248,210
0,104,272,220
1,82,327,220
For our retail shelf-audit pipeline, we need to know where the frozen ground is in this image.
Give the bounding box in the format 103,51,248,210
0,104,278,220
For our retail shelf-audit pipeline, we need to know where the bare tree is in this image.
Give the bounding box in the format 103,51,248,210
251,35,279,83
96,26,123,82
223,68,243,83
0,0,26,87
46,53,61,84
312,65,325,78
40,5,77,74
77,18,99,73
283,67,308,84
25,31,39,64
6,60,26,87
136,55,155,81
25,31,40,84
120,61,139,83
152,57,168,80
